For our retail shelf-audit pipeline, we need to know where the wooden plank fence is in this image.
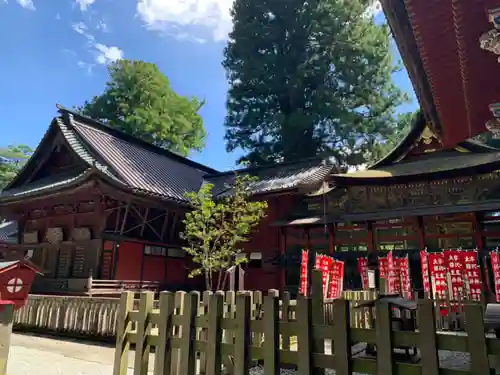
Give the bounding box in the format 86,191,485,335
113,273,500,375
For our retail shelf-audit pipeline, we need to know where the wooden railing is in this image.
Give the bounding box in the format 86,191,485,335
30,275,161,296
14,295,120,338
13,287,375,340
87,278,161,296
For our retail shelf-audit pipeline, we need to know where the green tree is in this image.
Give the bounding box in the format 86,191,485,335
181,175,267,291
223,0,408,167
368,110,417,163
78,60,206,156
0,144,33,190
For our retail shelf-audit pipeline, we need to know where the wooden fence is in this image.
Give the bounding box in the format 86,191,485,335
115,288,500,375
13,273,376,340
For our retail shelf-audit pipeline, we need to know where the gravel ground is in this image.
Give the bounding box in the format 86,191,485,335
5,332,489,375
7,334,146,375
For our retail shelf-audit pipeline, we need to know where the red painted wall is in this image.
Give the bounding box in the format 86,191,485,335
165,259,187,286
242,194,297,291
114,241,142,280
143,256,165,282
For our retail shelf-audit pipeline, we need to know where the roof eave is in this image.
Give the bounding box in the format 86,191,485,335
381,0,442,134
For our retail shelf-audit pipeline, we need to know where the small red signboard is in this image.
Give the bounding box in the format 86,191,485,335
491,252,500,302
462,250,481,301
329,260,344,299
299,250,308,296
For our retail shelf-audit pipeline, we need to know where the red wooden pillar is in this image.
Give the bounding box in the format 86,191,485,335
304,227,311,249
279,227,287,292
417,216,425,249
367,221,375,252
329,224,336,254
472,213,484,249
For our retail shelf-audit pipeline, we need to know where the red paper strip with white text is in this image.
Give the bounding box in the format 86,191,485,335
329,260,344,299
444,250,465,301
358,257,368,289
491,252,500,302
399,256,412,299
428,252,447,303
320,256,333,297
379,257,388,279
299,250,309,296
387,251,401,294
420,250,431,294
463,250,481,301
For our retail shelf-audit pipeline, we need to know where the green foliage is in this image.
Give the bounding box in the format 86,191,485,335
223,0,408,167
0,144,33,190
180,175,268,290
78,59,206,156
367,110,417,164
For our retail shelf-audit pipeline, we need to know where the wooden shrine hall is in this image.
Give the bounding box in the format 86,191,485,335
276,0,500,292
0,106,333,294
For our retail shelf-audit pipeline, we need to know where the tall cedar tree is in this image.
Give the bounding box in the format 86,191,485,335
223,0,408,167
0,145,33,190
79,60,206,156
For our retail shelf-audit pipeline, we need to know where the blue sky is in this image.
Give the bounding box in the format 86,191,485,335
0,0,417,171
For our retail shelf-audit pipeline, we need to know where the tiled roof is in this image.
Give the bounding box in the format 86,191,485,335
70,118,214,201
205,159,334,197
2,108,329,203
0,169,91,200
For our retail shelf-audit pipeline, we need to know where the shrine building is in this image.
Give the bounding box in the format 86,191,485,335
0,106,333,294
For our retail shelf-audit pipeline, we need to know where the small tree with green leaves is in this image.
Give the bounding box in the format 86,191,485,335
181,175,268,291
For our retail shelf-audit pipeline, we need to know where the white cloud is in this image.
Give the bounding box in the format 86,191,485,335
72,22,89,36
16,0,35,10
70,22,123,68
94,44,123,64
76,0,95,11
136,0,233,42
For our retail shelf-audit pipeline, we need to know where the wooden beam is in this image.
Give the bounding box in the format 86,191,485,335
119,202,130,235
160,211,170,241
139,208,149,237
169,213,179,242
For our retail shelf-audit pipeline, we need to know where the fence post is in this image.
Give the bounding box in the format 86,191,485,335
264,290,280,375
375,300,393,375
281,291,291,350
234,292,251,375
464,303,490,375
206,292,224,375
417,298,439,375
134,291,154,375
154,291,175,375
311,269,324,375
179,292,199,375
199,291,212,375
297,295,312,375
113,292,133,375
253,291,263,346
333,299,352,375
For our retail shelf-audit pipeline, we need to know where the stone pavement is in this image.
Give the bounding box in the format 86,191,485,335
7,333,153,375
